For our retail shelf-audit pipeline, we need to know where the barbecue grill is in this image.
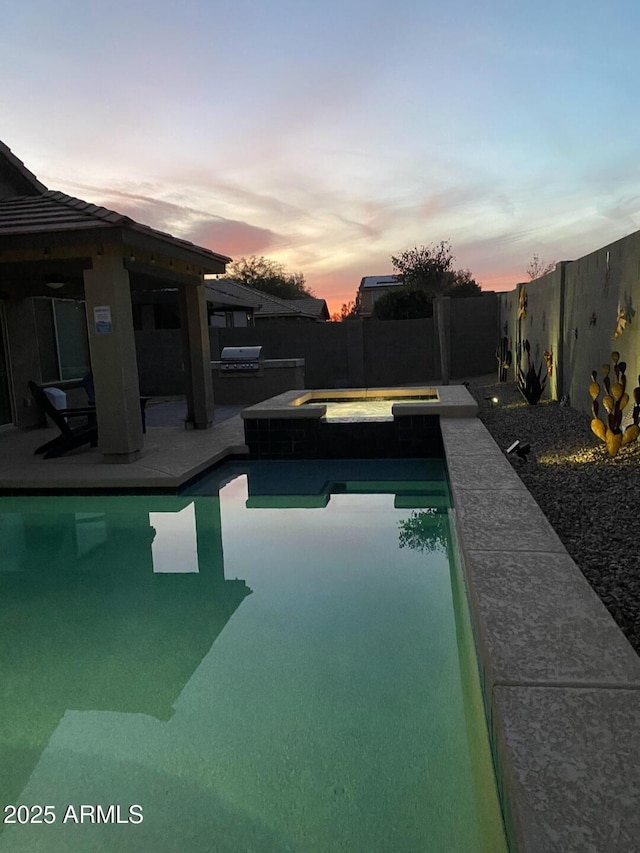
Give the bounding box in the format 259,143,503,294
219,346,264,374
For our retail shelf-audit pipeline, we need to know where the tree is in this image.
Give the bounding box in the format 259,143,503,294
223,255,313,300
373,289,434,320
448,269,482,298
397,509,448,554
391,240,455,298
330,300,360,322
373,242,482,319
526,253,555,281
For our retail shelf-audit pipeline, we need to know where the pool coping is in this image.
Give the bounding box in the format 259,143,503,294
240,384,479,419
440,415,640,852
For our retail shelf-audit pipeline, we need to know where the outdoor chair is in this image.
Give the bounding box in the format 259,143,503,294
28,381,98,459
81,371,149,432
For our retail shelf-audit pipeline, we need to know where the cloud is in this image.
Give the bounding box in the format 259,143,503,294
51,180,285,257
186,219,280,257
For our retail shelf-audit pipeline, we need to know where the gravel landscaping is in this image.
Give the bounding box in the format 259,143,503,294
464,375,640,656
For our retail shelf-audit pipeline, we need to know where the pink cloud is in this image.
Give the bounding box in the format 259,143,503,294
187,219,280,257
480,272,521,292
53,181,285,258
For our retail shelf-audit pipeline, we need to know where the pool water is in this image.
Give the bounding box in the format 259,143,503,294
0,459,506,852
304,396,437,421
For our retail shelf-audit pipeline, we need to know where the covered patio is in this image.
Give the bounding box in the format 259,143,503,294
0,400,247,491
0,161,231,464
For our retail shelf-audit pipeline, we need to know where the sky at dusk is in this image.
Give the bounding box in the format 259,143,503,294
2,0,640,315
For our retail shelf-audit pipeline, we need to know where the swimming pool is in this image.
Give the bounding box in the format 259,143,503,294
0,458,506,852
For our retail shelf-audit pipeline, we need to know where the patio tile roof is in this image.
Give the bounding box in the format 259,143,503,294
0,141,48,196
0,190,231,266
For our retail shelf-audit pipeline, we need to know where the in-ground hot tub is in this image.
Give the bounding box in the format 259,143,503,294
241,385,478,458
301,387,439,420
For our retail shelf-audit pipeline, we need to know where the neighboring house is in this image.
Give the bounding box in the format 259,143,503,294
281,297,330,323
205,279,257,327
0,140,230,461
357,275,403,317
204,278,328,324
131,280,257,330
123,278,329,331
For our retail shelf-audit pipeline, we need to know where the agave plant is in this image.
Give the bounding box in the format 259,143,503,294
589,351,640,457
517,339,546,405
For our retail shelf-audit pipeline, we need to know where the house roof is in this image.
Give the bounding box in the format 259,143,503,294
281,296,330,320
0,140,48,197
205,278,327,320
0,190,231,269
359,275,402,289
204,279,257,311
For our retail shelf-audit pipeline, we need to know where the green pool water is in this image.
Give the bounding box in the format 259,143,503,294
0,459,506,852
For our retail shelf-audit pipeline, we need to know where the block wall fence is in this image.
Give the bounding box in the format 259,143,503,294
135,292,499,397
499,231,640,416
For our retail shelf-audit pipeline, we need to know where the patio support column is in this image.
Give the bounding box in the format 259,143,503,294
83,251,143,462
179,279,214,429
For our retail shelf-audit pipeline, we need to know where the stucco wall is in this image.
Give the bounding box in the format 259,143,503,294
563,237,640,413
499,232,640,415
501,265,565,402
212,363,305,405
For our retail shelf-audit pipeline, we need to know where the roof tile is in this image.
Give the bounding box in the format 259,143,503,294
0,190,231,266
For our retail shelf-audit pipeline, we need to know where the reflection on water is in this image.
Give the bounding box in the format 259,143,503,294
398,508,449,553
0,459,506,853
150,503,199,573
0,492,252,815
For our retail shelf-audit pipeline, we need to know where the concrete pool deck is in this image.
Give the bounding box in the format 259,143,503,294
1,386,639,849
0,401,248,491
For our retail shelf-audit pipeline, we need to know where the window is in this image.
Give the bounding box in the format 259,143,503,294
34,298,90,382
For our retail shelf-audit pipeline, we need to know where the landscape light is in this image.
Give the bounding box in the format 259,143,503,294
506,440,531,462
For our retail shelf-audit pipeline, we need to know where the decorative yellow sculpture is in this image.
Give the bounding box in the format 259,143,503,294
589,352,640,457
